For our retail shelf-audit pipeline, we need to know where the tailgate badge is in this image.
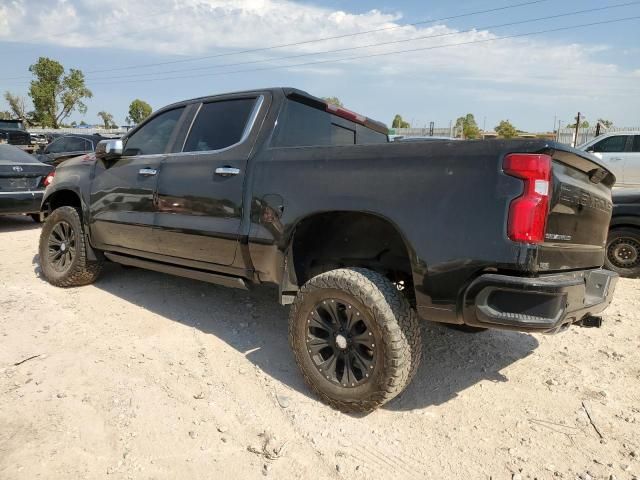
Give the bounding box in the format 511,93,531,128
12,166,23,172
545,233,572,241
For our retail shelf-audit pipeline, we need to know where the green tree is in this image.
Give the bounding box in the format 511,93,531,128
128,99,152,124
495,120,518,139
322,96,343,107
455,113,480,139
392,114,410,129
0,111,12,120
97,111,116,128
597,118,613,128
28,57,92,128
4,92,31,125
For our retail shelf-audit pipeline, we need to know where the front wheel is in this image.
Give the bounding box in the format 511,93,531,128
38,206,103,287
289,268,422,413
605,228,640,278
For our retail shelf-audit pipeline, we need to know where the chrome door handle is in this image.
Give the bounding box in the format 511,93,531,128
139,168,158,176
215,167,240,177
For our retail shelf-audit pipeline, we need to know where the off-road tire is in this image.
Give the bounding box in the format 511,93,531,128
289,268,422,413
39,206,103,287
605,228,640,278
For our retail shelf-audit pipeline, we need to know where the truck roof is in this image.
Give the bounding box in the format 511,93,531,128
156,87,389,135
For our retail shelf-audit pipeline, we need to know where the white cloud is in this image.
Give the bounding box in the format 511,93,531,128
1,0,638,128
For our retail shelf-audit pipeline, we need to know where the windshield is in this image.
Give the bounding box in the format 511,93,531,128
0,120,24,130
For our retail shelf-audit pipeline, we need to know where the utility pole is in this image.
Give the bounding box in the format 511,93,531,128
573,112,581,147
557,120,563,142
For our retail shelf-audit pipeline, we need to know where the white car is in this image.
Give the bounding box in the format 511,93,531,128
580,132,640,189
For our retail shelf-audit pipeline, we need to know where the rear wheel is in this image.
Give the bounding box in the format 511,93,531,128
289,268,421,413
39,206,103,287
605,228,640,278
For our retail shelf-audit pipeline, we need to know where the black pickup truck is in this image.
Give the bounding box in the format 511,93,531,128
38,88,618,412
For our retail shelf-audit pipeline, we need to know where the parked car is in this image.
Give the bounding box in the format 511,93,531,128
0,144,54,222
0,119,32,150
38,88,618,412
579,132,640,189
606,189,640,277
36,134,104,165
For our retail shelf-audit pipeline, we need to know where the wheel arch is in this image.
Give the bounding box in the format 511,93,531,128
609,215,640,230
41,187,98,261
281,210,417,305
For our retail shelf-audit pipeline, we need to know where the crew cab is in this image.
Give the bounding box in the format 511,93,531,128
38,88,618,412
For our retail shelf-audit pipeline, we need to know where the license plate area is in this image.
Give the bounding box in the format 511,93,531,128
0,177,38,190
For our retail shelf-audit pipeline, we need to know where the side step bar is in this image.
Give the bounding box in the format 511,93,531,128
104,252,248,290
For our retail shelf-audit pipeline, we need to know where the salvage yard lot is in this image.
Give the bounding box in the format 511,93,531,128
1,215,639,480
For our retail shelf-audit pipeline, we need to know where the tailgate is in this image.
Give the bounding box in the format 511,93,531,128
539,147,615,271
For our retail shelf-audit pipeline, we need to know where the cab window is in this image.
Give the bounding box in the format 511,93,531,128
183,98,257,152
124,107,185,156
591,135,630,153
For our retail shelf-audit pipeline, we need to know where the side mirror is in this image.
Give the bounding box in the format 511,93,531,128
95,139,123,161
586,147,594,153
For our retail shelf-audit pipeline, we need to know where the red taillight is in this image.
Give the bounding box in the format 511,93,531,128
43,170,55,187
503,153,552,244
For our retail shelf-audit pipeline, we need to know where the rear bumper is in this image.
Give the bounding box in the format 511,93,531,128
0,190,44,215
462,268,618,333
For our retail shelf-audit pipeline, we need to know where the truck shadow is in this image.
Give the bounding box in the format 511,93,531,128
0,216,40,233
84,264,539,412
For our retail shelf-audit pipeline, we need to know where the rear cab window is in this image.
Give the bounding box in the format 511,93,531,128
183,98,259,152
272,97,388,148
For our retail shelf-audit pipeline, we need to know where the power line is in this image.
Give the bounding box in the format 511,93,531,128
82,16,640,86
1,0,552,81
77,2,640,82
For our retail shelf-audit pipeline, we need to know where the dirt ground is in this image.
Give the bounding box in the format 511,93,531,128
0,215,639,480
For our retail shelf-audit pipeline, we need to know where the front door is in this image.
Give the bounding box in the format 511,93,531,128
90,106,186,253
154,96,265,265
623,135,640,188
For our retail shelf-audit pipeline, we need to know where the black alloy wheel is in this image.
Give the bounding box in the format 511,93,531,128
306,298,377,388
38,206,103,287
47,220,76,273
289,268,422,413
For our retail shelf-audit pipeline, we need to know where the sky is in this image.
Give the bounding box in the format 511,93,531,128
0,0,639,131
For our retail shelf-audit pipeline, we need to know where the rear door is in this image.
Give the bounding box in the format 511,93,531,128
587,134,631,186
154,95,265,265
90,106,186,253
